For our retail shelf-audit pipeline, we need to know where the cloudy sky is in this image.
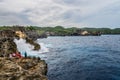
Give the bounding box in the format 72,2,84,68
0,0,120,28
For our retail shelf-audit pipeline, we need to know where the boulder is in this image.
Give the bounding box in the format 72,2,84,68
25,37,41,50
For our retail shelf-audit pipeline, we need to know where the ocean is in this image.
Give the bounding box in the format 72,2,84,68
15,35,120,80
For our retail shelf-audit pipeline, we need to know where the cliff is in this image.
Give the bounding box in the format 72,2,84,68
11,26,47,40
0,30,18,57
15,30,41,50
0,30,40,56
0,38,17,57
0,57,47,80
25,31,47,41
0,29,48,80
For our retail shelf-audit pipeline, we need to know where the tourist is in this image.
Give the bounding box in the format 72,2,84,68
16,52,22,58
24,51,27,58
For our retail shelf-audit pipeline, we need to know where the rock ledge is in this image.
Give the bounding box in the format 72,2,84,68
0,57,48,80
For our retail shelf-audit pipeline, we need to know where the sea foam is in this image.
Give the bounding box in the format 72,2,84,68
14,38,49,57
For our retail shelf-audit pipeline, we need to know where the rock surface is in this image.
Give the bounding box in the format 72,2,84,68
0,30,18,57
0,29,41,54
0,29,48,80
0,38,17,57
25,37,41,51
0,57,47,80
25,31,47,41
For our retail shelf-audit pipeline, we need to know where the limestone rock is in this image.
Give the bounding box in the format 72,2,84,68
0,38,17,57
0,57,48,80
25,37,41,50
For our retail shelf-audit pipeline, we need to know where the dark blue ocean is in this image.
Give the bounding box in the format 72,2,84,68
37,35,120,80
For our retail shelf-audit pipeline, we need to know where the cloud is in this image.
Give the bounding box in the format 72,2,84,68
0,0,120,28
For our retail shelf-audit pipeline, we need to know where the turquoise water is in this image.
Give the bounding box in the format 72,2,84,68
37,35,120,80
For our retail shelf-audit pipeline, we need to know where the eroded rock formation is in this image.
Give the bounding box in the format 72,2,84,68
0,57,47,80
0,38,17,57
0,30,17,57
0,29,48,80
0,29,41,55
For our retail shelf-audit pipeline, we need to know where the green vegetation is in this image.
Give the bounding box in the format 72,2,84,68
24,26,120,35
81,28,120,34
0,26,120,35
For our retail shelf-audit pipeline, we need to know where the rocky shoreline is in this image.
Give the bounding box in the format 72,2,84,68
0,57,47,80
0,29,48,80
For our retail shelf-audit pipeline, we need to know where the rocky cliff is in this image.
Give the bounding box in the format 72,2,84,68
0,30,17,57
0,29,48,80
25,31,47,41
0,29,41,53
0,38,17,57
0,57,47,80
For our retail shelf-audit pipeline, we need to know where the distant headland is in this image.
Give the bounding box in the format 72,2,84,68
0,25,120,37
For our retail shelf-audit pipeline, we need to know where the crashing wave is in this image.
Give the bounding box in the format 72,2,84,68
14,38,49,57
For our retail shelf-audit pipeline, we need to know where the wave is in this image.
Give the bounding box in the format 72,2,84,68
14,38,49,57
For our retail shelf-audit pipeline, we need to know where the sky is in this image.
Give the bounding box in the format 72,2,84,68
0,0,120,28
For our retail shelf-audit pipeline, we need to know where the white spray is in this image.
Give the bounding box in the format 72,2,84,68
14,38,49,57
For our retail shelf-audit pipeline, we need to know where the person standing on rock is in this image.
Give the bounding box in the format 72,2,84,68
24,51,27,58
